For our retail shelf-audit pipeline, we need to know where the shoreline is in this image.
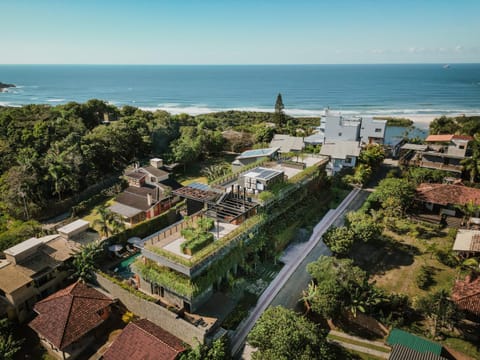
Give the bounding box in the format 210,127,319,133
1,100,479,128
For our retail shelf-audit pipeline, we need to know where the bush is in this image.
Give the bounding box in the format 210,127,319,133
323,226,355,256
416,265,434,289
180,232,215,255
436,249,459,268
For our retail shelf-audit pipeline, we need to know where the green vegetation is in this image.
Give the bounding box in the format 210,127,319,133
133,259,199,297
71,241,103,283
429,115,480,136
107,204,182,245
180,217,215,255
147,213,266,267
323,227,355,256
344,144,385,187
364,177,415,216
0,216,43,252
442,337,480,359
326,334,390,353
415,290,459,338
98,271,158,302
373,116,413,127
274,93,286,128
0,319,23,360
305,256,386,320
248,306,336,360
222,291,258,330
179,337,230,360
92,204,125,238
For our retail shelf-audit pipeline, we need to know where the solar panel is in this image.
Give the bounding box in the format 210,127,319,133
188,182,211,191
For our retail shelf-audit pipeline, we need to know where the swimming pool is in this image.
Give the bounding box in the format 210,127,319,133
113,253,141,279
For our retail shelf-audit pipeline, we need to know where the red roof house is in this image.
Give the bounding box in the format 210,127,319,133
29,281,113,359
452,275,480,318
103,319,185,360
425,134,474,142
416,183,480,207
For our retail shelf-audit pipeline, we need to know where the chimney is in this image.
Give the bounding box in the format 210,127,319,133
147,193,153,206
150,158,163,169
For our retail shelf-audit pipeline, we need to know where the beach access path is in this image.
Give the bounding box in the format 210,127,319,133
231,187,369,357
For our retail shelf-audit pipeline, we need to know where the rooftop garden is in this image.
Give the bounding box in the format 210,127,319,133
146,213,266,268
133,258,199,298
179,217,215,255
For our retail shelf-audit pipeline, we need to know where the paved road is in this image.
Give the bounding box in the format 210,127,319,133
270,188,370,310
231,187,366,357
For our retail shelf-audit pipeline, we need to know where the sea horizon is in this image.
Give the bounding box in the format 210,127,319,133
1,64,480,126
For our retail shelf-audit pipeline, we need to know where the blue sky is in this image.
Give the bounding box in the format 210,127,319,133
1,0,479,64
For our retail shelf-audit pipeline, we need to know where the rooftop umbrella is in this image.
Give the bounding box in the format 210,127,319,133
127,237,143,245
108,244,123,252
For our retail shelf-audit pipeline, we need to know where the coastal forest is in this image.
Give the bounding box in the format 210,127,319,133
0,99,315,251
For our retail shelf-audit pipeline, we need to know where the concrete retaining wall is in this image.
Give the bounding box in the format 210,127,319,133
95,273,208,346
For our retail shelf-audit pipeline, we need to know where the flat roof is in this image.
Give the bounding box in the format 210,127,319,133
236,147,279,160
4,234,60,257
243,167,283,181
304,132,325,145
57,219,89,236
453,229,480,252
401,143,428,151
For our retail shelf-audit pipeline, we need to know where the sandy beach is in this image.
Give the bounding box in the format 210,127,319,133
400,113,480,129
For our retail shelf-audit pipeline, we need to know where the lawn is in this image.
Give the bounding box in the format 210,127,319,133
442,337,480,359
82,197,116,227
351,219,457,299
327,334,390,354
175,154,236,185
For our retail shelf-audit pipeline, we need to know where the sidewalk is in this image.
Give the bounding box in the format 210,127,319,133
328,330,391,359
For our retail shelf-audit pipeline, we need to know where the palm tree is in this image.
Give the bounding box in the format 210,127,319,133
300,281,318,314
457,257,479,277
93,205,114,238
109,213,126,235
461,156,480,183
71,241,103,283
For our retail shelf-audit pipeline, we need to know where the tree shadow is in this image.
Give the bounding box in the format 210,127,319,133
350,235,418,275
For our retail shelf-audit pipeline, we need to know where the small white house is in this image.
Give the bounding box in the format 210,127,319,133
320,141,362,175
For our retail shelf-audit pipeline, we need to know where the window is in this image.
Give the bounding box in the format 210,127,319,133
459,145,465,149
344,157,353,164
338,132,342,136
375,128,382,133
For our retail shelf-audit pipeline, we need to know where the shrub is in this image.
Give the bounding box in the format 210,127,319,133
416,265,434,289
436,249,459,268
180,232,215,255
323,226,355,256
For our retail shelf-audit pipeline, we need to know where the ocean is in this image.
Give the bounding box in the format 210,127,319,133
1,64,479,121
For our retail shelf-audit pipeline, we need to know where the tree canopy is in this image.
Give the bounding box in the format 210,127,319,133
248,306,334,360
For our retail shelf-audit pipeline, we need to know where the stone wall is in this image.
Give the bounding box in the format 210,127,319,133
95,273,209,346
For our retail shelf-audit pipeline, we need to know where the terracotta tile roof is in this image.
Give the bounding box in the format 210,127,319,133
416,183,480,206
103,319,185,360
452,275,480,317
425,134,473,142
29,282,113,350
